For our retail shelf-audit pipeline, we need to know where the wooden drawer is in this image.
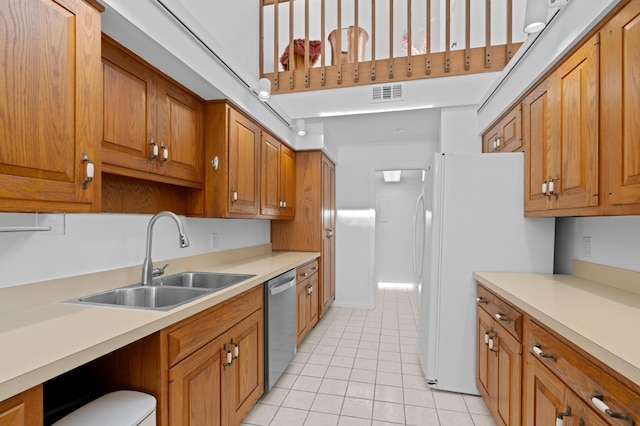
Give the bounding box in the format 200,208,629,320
525,318,640,425
167,285,263,366
476,284,523,341
297,259,319,281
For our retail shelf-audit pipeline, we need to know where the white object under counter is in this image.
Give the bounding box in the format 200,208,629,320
473,260,640,388
0,244,319,403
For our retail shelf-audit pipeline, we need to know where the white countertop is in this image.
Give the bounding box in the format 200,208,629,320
0,244,318,402
473,264,640,388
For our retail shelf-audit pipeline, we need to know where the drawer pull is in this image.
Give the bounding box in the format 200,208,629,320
495,313,510,323
300,272,309,277
532,344,556,362
476,297,487,304
591,393,634,425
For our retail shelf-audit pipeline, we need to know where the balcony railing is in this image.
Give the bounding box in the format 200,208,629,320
260,0,526,94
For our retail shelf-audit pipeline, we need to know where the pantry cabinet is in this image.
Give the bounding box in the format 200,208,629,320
101,36,203,188
296,259,320,345
271,151,336,318
204,101,261,218
523,34,600,217
0,385,42,426
601,0,640,214
523,318,640,426
476,284,522,426
261,133,296,219
482,104,523,153
0,0,102,212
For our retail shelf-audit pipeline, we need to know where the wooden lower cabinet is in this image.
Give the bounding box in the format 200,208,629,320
86,286,264,426
476,285,522,426
523,318,640,426
0,385,42,426
296,260,320,345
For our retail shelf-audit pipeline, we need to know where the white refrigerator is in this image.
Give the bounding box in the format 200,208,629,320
414,152,555,395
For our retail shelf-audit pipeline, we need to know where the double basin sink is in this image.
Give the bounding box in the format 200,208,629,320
66,272,255,311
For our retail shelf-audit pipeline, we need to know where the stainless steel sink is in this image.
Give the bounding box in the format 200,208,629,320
65,272,255,311
68,285,212,311
155,272,255,290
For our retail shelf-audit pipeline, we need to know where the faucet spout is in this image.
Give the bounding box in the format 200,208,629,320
142,211,190,285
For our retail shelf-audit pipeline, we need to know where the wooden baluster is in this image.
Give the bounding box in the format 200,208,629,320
445,0,451,72
289,0,294,89
305,0,310,87
407,0,412,76
465,0,470,70
371,0,376,81
426,0,431,74
506,0,514,62
354,0,359,82
337,0,342,84
321,0,326,85
389,0,394,78
485,0,491,68
274,0,280,91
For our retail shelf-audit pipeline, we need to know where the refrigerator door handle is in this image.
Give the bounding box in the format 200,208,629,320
412,194,425,281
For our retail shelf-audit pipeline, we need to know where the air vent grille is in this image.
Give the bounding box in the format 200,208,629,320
372,84,403,102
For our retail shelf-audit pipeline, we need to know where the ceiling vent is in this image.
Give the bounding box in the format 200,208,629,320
371,84,403,103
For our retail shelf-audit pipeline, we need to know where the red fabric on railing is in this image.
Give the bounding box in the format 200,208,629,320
280,39,322,70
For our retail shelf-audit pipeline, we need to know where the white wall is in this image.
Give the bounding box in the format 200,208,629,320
0,213,270,288
335,139,438,309
440,105,481,153
554,217,640,275
374,170,423,284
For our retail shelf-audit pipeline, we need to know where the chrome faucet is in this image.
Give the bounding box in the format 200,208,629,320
141,211,190,285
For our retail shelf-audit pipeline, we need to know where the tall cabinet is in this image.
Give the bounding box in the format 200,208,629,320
272,151,336,318
0,0,103,212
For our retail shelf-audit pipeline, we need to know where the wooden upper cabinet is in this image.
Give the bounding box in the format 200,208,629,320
0,0,102,212
260,132,296,219
204,101,261,218
524,34,600,217
101,36,203,188
602,0,640,213
483,104,523,153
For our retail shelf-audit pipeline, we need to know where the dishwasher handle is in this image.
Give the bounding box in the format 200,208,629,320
269,278,295,296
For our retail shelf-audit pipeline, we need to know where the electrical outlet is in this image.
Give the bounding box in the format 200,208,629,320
211,233,219,249
582,236,592,258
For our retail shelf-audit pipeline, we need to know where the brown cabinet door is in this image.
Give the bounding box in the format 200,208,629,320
226,309,264,426
156,77,203,184
483,124,500,153
296,280,309,344
0,0,101,212
499,105,523,153
102,39,155,175
553,34,599,211
228,109,261,215
495,328,522,426
280,144,296,218
320,155,336,314
260,134,281,216
602,0,640,210
0,385,42,426
523,356,566,426
476,307,494,401
168,333,227,426
524,77,554,214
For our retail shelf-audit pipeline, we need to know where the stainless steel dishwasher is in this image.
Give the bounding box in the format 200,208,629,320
264,268,297,391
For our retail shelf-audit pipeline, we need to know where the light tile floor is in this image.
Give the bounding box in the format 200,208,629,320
242,284,496,426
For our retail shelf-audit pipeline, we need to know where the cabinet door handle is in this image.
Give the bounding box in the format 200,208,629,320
556,406,571,426
231,189,238,203
307,285,313,295
591,393,634,425
532,344,556,362
223,344,233,369
160,145,169,165
82,152,94,190
496,137,501,150
495,313,510,323
149,139,158,163
476,297,487,304
489,336,499,352
542,181,548,196
327,229,334,238
231,339,239,359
